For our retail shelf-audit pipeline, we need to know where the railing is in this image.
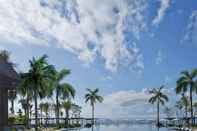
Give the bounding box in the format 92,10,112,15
162,117,197,127
29,117,93,127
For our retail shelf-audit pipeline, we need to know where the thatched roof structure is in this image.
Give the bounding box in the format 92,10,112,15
0,60,19,90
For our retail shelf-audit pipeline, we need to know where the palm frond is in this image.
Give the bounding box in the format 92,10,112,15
61,83,76,99
191,68,197,78
57,69,70,81
181,70,190,78
161,94,169,102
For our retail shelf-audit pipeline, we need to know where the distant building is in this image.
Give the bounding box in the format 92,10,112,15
0,59,19,130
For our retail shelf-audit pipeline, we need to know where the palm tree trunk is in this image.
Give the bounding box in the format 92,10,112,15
186,105,188,119
190,85,194,125
40,108,43,125
34,90,38,131
66,109,69,126
65,109,69,127
56,89,59,125
26,98,30,128
11,100,14,114
157,100,160,127
45,112,48,125
92,104,94,125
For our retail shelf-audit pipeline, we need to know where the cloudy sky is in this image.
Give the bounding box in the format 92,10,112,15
1,0,197,119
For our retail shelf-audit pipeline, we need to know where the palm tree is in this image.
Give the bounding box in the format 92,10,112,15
176,69,197,124
175,100,184,118
8,90,17,114
85,88,103,125
149,86,168,127
17,80,33,128
62,100,72,127
39,102,45,125
19,99,29,119
180,94,189,119
53,69,74,124
193,102,197,118
43,102,49,125
19,55,56,131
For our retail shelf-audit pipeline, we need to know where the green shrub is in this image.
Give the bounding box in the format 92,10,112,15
10,127,17,131
8,117,16,125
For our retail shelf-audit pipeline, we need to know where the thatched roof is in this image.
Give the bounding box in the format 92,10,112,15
0,60,19,90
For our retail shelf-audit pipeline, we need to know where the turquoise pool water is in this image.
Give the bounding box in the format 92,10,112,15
61,124,171,131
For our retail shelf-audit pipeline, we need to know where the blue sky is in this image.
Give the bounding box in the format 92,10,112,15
0,0,197,118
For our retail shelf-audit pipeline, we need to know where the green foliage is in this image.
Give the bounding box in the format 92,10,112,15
10,128,17,131
175,69,197,124
62,101,72,110
19,55,56,130
149,86,168,105
53,68,75,124
20,55,56,99
149,85,168,126
8,117,16,125
0,50,10,62
85,88,103,106
176,69,197,94
8,115,26,125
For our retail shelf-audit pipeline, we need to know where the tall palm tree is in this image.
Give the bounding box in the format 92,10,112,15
85,88,103,125
62,100,72,127
53,69,74,124
176,69,197,124
8,90,17,114
149,86,168,127
181,94,189,119
17,80,33,128
19,55,56,131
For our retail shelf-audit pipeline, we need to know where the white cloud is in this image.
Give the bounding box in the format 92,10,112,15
83,88,175,119
152,0,171,25
0,0,149,72
182,10,197,43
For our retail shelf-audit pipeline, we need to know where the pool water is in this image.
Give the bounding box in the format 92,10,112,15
61,124,171,131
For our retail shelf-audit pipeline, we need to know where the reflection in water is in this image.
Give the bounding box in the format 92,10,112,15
62,124,171,131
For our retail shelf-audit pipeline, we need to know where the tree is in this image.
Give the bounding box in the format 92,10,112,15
149,86,168,127
19,99,29,118
43,102,49,125
39,102,45,125
19,55,56,131
0,50,10,61
176,69,197,124
85,88,103,125
53,69,74,124
17,79,33,128
175,100,184,118
8,90,17,114
62,100,72,127
193,102,197,117
180,94,189,119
